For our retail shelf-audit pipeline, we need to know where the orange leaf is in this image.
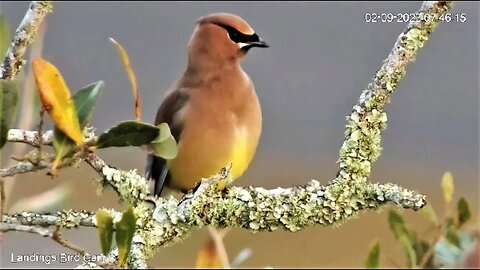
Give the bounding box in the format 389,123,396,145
195,239,222,269
109,38,141,121
32,59,83,145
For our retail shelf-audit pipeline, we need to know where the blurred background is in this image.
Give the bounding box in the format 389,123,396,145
0,1,478,268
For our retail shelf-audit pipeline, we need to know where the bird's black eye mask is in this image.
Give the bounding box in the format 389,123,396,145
215,23,260,44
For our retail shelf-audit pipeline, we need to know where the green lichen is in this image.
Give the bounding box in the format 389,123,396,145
100,165,149,205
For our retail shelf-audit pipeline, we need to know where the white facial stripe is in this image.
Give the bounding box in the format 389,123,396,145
238,42,249,49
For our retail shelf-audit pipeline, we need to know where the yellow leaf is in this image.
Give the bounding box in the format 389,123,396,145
32,59,83,145
109,38,141,121
195,239,222,269
441,171,454,204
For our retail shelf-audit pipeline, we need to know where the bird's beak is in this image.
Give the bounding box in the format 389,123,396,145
249,38,269,48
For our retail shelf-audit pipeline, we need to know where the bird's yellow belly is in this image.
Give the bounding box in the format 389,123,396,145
167,122,258,191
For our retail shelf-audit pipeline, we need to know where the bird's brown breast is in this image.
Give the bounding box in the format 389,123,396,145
166,71,262,191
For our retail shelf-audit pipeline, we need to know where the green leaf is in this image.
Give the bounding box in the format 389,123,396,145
141,122,178,159
95,209,115,256
388,210,407,239
456,197,471,228
152,123,172,143
420,205,438,227
72,81,104,128
0,80,19,149
53,81,104,168
364,240,380,269
399,235,417,268
142,133,178,159
96,120,160,148
407,229,424,266
441,171,454,204
445,224,461,248
0,14,11,58
116,206,137,267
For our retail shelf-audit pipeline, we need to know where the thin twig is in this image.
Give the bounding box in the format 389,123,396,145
52,226,87,256
0,178,6,221
208,227,230,268
0,160,50,177
34,108,45,165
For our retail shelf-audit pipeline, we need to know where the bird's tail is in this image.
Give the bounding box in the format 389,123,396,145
145,154,170,197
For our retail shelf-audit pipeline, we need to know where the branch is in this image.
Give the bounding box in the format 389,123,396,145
336,1,453,183
0,222,52,237
2,210,96,228
0,160,50,177
6,129,53,146
1,1,453,268
0,1,53,80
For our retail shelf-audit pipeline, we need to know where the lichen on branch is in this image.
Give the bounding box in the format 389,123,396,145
0,1,53,80
1,1,454,269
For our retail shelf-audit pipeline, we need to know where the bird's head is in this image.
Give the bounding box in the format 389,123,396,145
187,13,269,65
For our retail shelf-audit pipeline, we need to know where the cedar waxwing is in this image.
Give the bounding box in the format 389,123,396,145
145,12,269,197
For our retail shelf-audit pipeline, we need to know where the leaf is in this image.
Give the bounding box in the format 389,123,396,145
407,229,424,266
456,197,471,228
141,133,178,160
364,240,380,269
95,209,115,256
115,206,137,267
420,205,438,227
152,123,172,143
109,37,141,121
32,58,83,145
141,123,178,159
445,225,461,248
388,210,407,239
399,235,417,268
71,81,104,128
195,239,222,269
52,81,104,169
441,171,454,204
0,14,11,58
0,80,19,149
96,120,160,148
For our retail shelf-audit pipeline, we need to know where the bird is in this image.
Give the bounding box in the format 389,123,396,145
145,12,269,197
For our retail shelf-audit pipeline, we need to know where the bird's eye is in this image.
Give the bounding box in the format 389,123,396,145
216,23,257,44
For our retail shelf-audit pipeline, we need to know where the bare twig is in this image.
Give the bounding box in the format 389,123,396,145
208,227,230,268
0,178,6,221
34,108,45,165
0,1,52,80
52,226,87,256
0,157,81,178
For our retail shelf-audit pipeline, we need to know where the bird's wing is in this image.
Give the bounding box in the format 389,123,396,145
145,88,189,197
